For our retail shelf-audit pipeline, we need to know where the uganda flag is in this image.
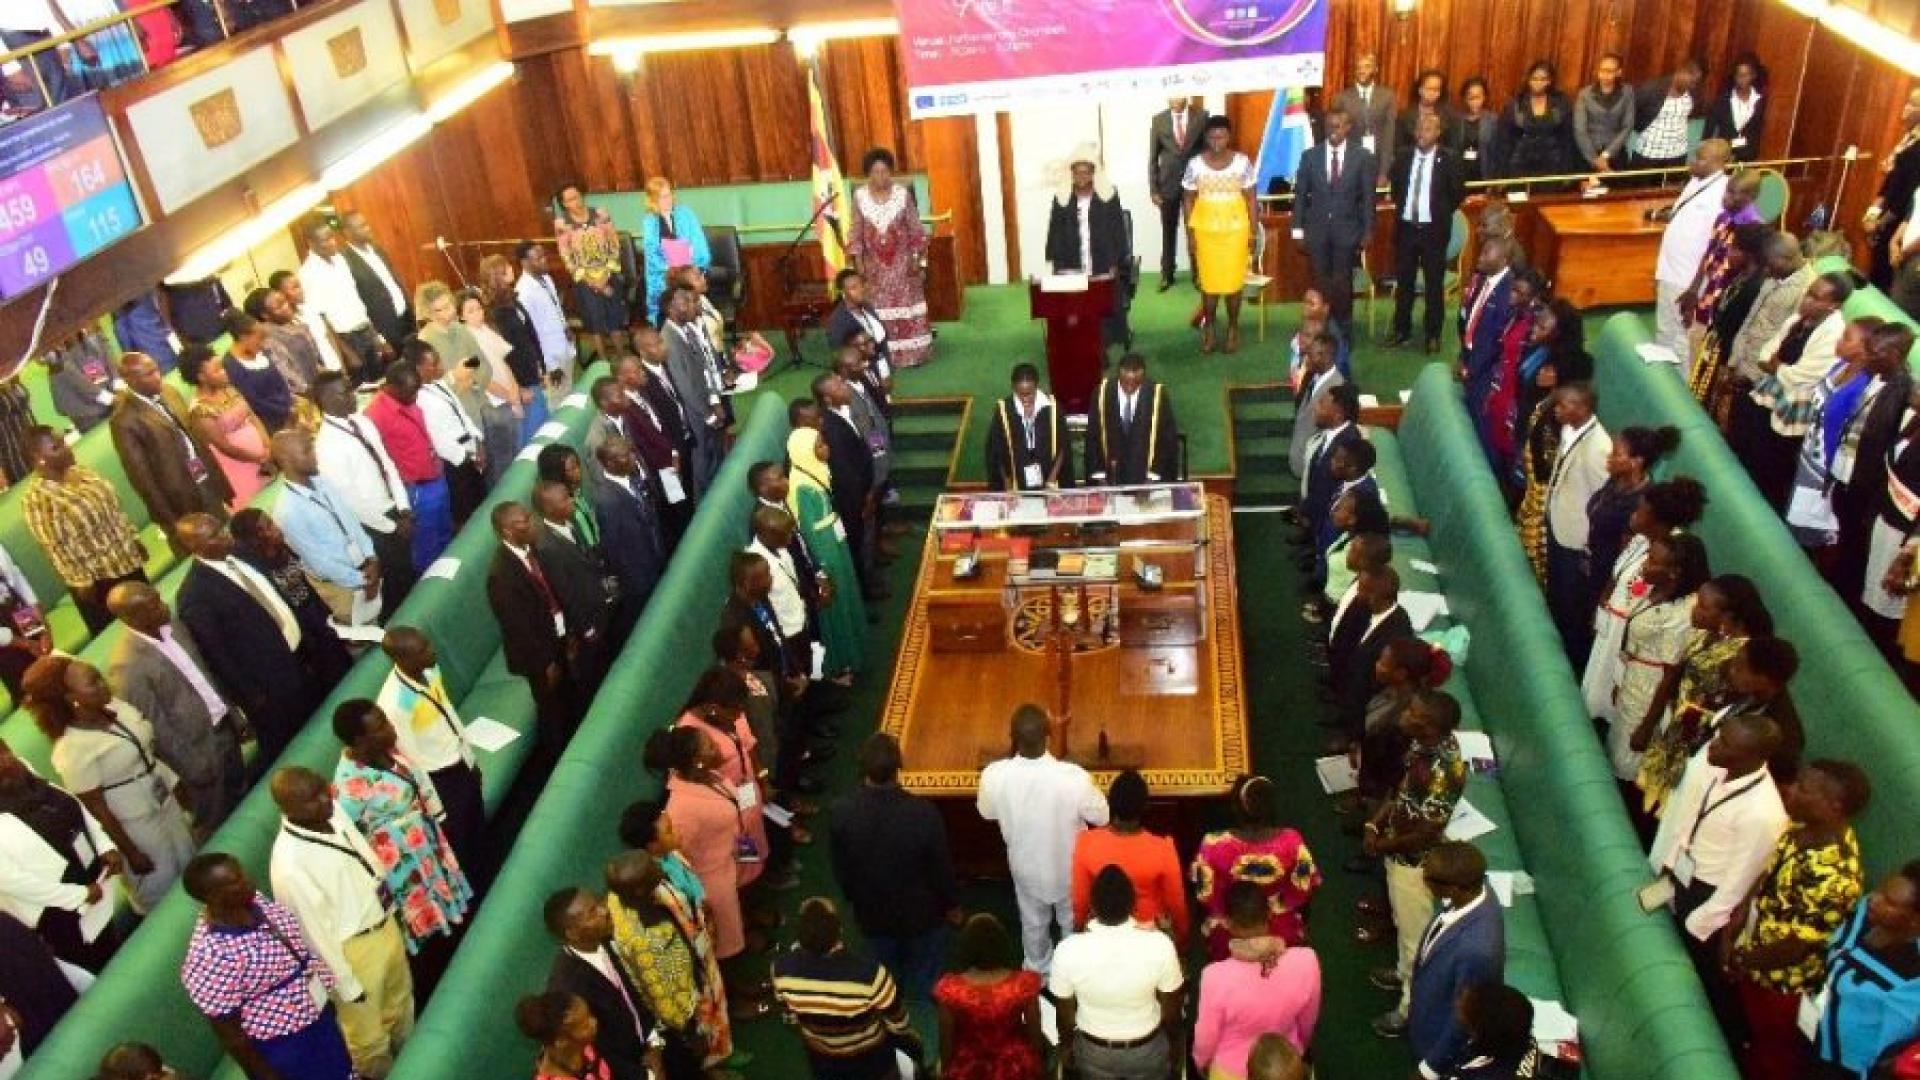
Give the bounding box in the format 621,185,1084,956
807,64,852,272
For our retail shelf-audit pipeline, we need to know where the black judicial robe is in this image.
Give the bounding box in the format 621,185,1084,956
985,396,1074,491
1084,378,1180,485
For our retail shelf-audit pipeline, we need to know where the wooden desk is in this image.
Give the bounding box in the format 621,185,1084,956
734,235,963,333
1529,197,1674,308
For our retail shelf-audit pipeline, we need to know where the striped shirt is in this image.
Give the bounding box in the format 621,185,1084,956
21,467,145,588
771,946,922,1079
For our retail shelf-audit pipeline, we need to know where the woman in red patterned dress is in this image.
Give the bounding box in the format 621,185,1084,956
933,914,1045,1080
848,148,934,368
1190,775,1322,962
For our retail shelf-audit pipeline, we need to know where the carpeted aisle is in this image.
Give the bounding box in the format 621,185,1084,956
726,273,1434,1076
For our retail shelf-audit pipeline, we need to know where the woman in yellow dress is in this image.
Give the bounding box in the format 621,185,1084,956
1182,116,1260,354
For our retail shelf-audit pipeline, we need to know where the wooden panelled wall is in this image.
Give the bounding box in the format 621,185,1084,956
329,0,1915,295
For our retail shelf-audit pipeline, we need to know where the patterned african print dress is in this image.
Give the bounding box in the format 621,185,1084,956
609,879,731,1066
1637,630,1748,813
1189,828,1322,961
849,184,932,368
1515,396,1560,583
332,751,473,951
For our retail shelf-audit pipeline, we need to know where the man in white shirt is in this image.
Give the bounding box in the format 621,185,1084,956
375,627,483,866
301,221,392,383
408,341,488,527
1542,383,1613,665
269,766,414,1079
1651,139,1732,363
1051,865,1184,1076
747,506,811,647
312,372,417,618
514,242,576,381
1649,714,1788,945
977,705,1110,974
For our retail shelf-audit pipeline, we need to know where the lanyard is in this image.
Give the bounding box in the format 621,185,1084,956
94,717,161,793
1687,772,1766,850
395,670,464,745
288,483,358,549
325,417,400,506
135,392,202,462
283,823,383,884
426,384,476,442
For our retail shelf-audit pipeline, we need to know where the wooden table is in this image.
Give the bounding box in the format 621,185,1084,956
879,494,1248,873
1530,196,1674,308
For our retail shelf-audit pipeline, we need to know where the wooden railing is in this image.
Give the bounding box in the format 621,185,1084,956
1,0,300,109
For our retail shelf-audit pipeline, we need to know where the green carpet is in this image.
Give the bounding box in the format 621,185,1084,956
726,273,1431,1076
735,273,1436,486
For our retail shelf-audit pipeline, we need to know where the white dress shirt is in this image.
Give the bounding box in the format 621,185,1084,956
1648,750,1788,941
315,414,410,535
296,306,347,372
418,381,481,467
1729,91,1760,143
515,271,576,373
1404,147,1437,224
0,780,115,928
1656,172,1730,287
346,242,407,315
976,752,1110,902
1076,194,1094,272
375,666,474,772
747,538,807,638
299,251,375,336
199,556,301,650
132,626,229,726
1546,416,1611,550
270,807,392,1001
1049,921,1183,1040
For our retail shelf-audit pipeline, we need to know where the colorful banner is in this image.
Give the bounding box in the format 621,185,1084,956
806,64,852,273
899,0,1327,118
0,96,143,301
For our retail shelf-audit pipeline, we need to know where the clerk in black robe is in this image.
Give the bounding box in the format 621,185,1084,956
1084,355,1180,485
1043,145,1133,349
985,363,1075,492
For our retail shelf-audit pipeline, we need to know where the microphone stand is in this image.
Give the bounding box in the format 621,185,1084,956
776,195,842,371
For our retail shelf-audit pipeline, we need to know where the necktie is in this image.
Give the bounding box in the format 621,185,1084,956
330,418,400,506
1410,154,1428,224
1331,148,1343,187
1417,911,1447,963
522,553,562,620
228,563,297,648
1122,393,1135,428
1173,110,1185,146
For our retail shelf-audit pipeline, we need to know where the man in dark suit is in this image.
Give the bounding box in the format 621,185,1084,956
609,354,695,547
1297,384,1363,559
173,513,349,766
105,581,245,836
486,501,575,754
747,459,823,615
825,269,896,379
1393,842,1505,1078
110,352,233,546
1148,97,1208,291
1084,354,1180,485
338,211,414,351
1457,237,1517,428
1327,565,1413,744
532,479,619,689
1292,106,1377,338
591,437,667,635
543,886,676,1080
1388,112,1467,353
812,376,884,601
1330,52,1398,184
659,285,726,494
985,363,1074,491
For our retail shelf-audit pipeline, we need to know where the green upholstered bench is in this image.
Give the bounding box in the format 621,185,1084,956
13,370,607,1080
1589,313,1920,882
388,394,792,1080
1397,362,1740,1080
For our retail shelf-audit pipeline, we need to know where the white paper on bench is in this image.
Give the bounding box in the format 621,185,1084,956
1409,557,1439,576
515,443,543,462
463,717,521,753
1444,797,1497,842
536,421,567,440
1400,590,1450,632
1635,343,1683,366
422,557,461,582
1358,393,1381,409
1315,754,1358,794
1400,388,1413,404
1455,730,1496,768
561,392,590,410
1530,998,1579,1043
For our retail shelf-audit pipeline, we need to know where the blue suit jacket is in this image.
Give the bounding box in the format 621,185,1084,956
591,473,666,614
1459,273,1514,388
1409,888,1506,1073
1301,424,1364,535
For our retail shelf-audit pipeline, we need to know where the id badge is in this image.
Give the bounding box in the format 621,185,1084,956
733,834,763,864
1362,134,1377,153
736,782,760,811
1732,136,1748,149
660,467,688,505
1673,850,1698,887
1637,875,1676,913
186,454,208,483
1464,148,1479,161
1798,985,1828,1042
832,518,847,541
1022,463,1044,488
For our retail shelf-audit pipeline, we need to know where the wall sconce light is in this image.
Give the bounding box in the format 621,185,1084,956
1391,0,1417,17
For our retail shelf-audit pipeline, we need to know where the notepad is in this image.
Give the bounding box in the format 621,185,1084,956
462,717,521,754
536,421,567,440
422,557,461,582
1410,558,1439,575
79,883,115,943
1488,869,1536,906
1400,590,1450,632
1636,343,1683,366
1530,998,1580,1043
661,238,694,268
1456,730,1496,768
1315,754,1359,794
561,392,590,410
1444,797,1497,842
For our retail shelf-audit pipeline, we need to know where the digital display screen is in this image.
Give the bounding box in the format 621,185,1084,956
0,95,144,300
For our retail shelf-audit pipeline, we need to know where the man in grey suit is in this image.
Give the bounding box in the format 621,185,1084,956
1331,53,1398,184
105,581,246,839
1292,106,1377,338
1289,332,1348,480
658,283,726,495
1149,97,1208,291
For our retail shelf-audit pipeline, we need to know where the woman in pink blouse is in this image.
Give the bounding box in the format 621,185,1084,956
1193,882,1321,1080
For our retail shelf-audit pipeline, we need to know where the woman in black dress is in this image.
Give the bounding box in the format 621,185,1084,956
1501,61,1575,180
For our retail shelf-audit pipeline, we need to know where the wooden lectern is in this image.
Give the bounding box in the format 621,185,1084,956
1028,277,1113,416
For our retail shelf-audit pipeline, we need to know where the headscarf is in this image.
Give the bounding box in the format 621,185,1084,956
785,426,835,524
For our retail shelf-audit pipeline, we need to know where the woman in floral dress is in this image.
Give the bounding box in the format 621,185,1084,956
330,699,472,951
554,183,631,357
1607,532,1708,788
1191,775,1321,961
1634,575,1773,814
934,914,1044,1080
849,148,932,368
